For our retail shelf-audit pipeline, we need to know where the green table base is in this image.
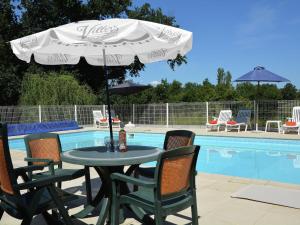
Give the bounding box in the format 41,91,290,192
62,145,161,224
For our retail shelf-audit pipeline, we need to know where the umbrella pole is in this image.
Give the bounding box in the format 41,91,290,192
256,81,260,131
103,49,114,149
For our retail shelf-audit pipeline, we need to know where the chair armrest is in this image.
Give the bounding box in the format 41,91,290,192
111,173,156,188
14,174,70,190
14,165,45,174
14,165,45,181
24,157,55,175
25,157,54,164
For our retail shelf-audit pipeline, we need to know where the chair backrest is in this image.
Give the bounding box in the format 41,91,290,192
155,145,200,200
292,107,300,124
106,109,117,118
163,130,195,150
218,110,232,123
236,110,251,124
24,133,62,166
0,123,17,195
93,110,104,123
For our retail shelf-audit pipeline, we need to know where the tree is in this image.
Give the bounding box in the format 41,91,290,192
281,83,297,100
168,80,182,102
259,84,282,100
0,1,188,105
225,71,232,87
0,0,24,104
19,72,97,105
0,67,21,105
236,83,256,100
198,79,216,101
217,68,225,85
215,68,234,100
182,82,199,102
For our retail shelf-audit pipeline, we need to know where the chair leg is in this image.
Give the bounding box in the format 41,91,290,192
47,186,73,225
96,198,109,225
110,197,119,225
191,204,199,225
21,216,32,225
84,166,92,204
154,207,164,225
133,168,139,191
191,188,199,225
154,213,163,225
0,208,3,220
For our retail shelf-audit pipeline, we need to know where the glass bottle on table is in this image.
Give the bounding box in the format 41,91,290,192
119,123,127,152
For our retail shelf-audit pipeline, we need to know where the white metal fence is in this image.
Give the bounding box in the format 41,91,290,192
1,100,300,129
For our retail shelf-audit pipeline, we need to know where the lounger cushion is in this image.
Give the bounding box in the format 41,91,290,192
227,121,237,125
209,120,218,124
285,121,297,126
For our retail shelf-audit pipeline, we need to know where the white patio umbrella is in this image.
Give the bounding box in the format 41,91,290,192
10,19,193,147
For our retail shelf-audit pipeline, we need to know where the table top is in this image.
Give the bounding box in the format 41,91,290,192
266,120,282,123
61,145,162,166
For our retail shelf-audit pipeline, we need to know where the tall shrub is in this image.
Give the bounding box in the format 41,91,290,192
19,72,97,105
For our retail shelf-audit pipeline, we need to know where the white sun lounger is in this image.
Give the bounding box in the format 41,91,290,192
226,110,251,132
92,110,108,128
282,106,300,135
105,110,121,128
206,110,232,132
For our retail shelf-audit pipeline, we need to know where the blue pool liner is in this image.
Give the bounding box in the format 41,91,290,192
8,120,81,136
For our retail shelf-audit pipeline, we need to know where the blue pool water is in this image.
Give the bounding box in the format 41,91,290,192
9,131,300,185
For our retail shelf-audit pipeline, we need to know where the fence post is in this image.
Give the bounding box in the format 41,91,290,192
206,102,209,124
74,105,77,122
253,100,258,131
256,100,259,131
103,105,106,116
38,105,42,123
132,104,135,124
166,103,169,127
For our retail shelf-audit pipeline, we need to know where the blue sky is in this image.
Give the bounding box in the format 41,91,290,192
131,0,300,88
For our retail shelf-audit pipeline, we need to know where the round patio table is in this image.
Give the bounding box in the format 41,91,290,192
61,145,161,223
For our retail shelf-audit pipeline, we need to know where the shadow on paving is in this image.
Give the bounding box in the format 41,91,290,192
29,177,195,225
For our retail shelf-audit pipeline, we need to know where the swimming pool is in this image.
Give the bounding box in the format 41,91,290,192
9,131,300,185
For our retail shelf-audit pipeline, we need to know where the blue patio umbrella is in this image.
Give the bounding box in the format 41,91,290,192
234,66,290,98
234,66,290,83
234,66,290,130
108,80,151,95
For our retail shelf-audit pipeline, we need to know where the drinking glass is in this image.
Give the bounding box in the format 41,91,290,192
104,136,111,152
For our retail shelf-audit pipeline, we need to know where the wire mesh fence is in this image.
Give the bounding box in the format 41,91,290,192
41,105,75,122
169,102,207,126
1,100,300,129
0,106,39,124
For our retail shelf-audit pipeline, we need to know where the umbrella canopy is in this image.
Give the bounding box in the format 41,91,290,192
10,19,192,147
234,66,290,83
10,19,192,65
109,80,151,95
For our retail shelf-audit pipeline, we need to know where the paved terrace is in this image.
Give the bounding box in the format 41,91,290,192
3,127,300,224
